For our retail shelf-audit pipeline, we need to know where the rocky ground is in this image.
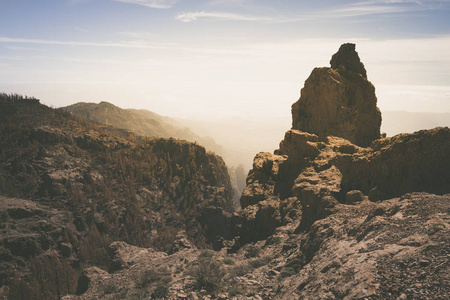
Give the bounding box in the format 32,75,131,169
60,192,449,299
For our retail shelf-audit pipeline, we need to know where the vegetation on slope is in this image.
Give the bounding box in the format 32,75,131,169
0,93,235,299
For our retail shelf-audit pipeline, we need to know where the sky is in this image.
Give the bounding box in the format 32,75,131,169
1,0,450,124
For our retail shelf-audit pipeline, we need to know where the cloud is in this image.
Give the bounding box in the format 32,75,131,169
0,36,171,50
111,0,176,9
177,0,441,23
176,11,278,23
330,4,418,18
6,46,39,51
207,0,249,7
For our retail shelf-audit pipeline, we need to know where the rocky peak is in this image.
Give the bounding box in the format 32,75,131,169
330,43,367,78
292,43,381,147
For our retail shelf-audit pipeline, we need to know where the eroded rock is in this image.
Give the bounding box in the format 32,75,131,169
291,43,381,147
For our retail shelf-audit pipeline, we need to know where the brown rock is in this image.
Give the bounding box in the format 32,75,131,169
291,43,381,147
335,127,450,199
238,199,282,244
170,230,195,254
75,267,110,295
330,43,367,78
240,152,287,209
345,190,364,204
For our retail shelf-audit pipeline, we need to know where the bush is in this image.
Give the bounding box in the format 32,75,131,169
198,249,215,258
249,256,272,269
136,268,171,289
186,256,225,291
151,285,169,299
228,263,252,277
222,257,235,265
244,244,260,258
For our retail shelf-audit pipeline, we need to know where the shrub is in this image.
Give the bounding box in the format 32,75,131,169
249,256,272,269
244,244,260,258
136,268,171,289
198,249,215,258
266,235,282,245
151,285,169,299
222,257,235,265
228,263,252,277
186,256,225,291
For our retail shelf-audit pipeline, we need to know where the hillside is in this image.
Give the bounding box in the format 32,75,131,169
62,101,248,198
62,102,230,165
0,93,236,299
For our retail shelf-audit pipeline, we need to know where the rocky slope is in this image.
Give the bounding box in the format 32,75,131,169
61,192,449,300
0,93,236,299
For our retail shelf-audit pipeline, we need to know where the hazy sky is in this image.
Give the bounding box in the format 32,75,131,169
1,0,450,122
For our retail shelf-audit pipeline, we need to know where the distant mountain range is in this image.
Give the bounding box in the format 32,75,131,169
62,101,224,154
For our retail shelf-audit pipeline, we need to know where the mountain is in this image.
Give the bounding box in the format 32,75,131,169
0,93,236,299
61,43,449,300
62,101,248,198
62,101,226,159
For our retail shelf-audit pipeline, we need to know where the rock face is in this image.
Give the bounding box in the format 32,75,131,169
291,43,381,147
240,43,450,232
334,127,450,200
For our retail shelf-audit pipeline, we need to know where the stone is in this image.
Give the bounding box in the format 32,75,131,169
59,242,72,257
170,230,195,254
291,43,381,147
75,267,110,295
217,292,229,299
346,190,364,204
240,152,287,209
